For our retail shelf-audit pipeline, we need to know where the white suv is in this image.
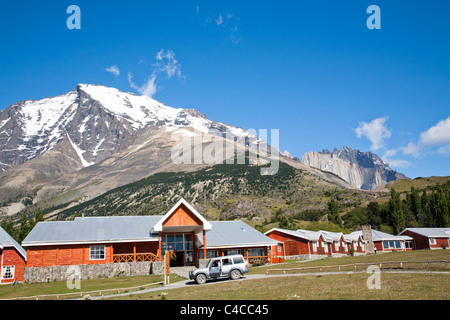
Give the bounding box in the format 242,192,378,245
189,254,249,284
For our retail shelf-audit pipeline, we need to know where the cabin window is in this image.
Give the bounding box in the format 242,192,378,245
90,245,105,260
225,249,241,256
1,266,15,279
429,238,436,245
312,241,317,251
200,250,218,259
395,241,402,249
334,242,339,250
248,248,265,257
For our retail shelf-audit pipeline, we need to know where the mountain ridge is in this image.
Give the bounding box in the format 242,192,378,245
301,146,408,190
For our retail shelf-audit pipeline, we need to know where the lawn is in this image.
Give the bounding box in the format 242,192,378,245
116,272,450,300
0,274,185,300
1,250,449,300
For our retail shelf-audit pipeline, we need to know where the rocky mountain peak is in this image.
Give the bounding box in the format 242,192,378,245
301,146,407,190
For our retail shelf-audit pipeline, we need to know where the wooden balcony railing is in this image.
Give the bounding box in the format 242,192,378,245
247,255,270,264
112,252,160,263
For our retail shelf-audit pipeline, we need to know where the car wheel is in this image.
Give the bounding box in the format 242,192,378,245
230,269,241,280
195,273,207,285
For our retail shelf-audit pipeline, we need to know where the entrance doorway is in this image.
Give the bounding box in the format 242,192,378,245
161,233,194,266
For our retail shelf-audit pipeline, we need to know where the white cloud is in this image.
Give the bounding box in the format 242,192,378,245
206,12,241,44
139,75,157,97
382,149,411,168
106,65,120,77
399,116,450,157
400,142,421,157
215,14,223,25
386,159,412,168
155,49,183,80
127,49,183,98
128,72,157,97
420,116,450,146
354,116,392,151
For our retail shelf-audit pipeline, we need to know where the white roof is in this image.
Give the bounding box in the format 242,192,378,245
350,229,413,241
0,226,27,260
400,228,450,238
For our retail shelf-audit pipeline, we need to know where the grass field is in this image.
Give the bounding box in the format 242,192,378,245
1,250,449,300
117,273,450,300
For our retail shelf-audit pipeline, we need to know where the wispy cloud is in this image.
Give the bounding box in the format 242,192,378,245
128,72,157,98
106,65,120,77
206,11,241,44
400,116,450,157
382,149,412,168
155,49,183,80
127,49,183,98
354,116,391,151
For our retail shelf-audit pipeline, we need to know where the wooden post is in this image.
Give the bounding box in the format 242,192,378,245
164,251,170,286
133,243,136,262
158,232,162,260
203,230,206,259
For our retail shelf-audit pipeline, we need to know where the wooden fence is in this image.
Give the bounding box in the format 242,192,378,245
112,252,160,263
4,280,164,300
266,260,450,274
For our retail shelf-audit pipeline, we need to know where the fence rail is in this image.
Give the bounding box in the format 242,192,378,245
266,260,450,274
112,252,160,263
4,280,164,300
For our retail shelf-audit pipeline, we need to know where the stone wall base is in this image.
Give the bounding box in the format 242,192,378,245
23,261,164,284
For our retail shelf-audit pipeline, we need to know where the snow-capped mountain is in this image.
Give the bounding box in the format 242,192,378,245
301,146,408,190
0,84,255,172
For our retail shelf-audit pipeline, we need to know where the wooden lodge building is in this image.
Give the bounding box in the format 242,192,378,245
399,228,450,250
22,199,281,268
0,226,27,284
349,229,414,252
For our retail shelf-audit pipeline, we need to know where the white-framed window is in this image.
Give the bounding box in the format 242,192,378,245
89,245,105,260
429,238,436,245
334,242,339,250
312,241,317,251
324,243,328,252
1,266,15,280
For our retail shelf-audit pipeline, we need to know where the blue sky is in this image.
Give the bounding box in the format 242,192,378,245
0,0,449,179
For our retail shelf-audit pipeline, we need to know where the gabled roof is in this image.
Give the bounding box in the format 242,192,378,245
153,198,212,232
318,230,351,243
22,216,162,246
201,221,279,248
265,228,326,242
0,226,27,260
350,229,413,241
400,228,450,238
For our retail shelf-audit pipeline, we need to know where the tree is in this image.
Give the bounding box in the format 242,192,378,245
18,213,30,244
421,190,433,227
327,199,342,228
29,209,44,230
388,188,404,235
367,201,381,228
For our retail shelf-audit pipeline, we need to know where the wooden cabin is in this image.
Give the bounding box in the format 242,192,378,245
0,226,27,284
400,228,450,250
22,198,280,268
349,229,413,252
